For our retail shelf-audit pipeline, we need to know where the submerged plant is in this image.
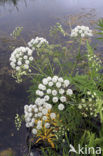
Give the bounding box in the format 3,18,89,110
10,26,23,39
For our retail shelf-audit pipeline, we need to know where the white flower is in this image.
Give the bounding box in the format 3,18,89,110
24,64,29,69
60,96,66,102
45,103,52,110
35,97,41,104
81,33,85,38
58,104,65,110
34,108,38,113
24,105,29,111
44,95,50,101
32,128,37,135
36,90,41,96
32,105,36,109
59,89,65,95
28,50,33,55
42,116,47,121
66,89,73,96
37,120,42,125
36,90,44,97
31,118,35,123
16,66,20,71
24,55,28,60
42,78,48,85
28,107,32,112
52,90,57,96
47,89,51,94
52,76,58,83
39,106,43,111
35,114,38,117
28,37,48,49
16,54,20,58
48,81,53,87
45,123,50,128
47,76,52,81
29,122,34,127
52,97,58,103
10,62,16,68
25,117,31,122
58,77,63,82
64,80,70,87
50,113,56,119
39,91,44,97
42,108,48,115
26,123,30,128
87,91,91,95
25,60,29,65
56,82,61,88
71,25,93,38
11,58,16,63
29,57,33,61
37,125,42,130
28,113,33,117
17,61,22,66
38,112,42,117
38,84,46,90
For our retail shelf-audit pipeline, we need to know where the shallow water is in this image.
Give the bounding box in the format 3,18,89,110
0,0,103,155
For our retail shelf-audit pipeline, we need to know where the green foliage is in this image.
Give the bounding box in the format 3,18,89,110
10,26,23,39
49,22,66,37
11,21,103,155
97,19,103,39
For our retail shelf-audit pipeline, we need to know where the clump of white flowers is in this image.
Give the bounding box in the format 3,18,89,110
36,76,73,111
87,54,102,72
10,46,33,82
28,37,49,50
24,97,57,135
24,76,73,137
78,91,97,117
71,25,93,38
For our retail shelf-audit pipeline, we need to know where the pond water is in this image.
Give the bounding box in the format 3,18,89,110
0,0,103,155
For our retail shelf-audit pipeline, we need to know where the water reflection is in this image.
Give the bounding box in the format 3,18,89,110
0,0,20,6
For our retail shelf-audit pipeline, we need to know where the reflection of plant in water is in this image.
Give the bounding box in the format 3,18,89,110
11,22,103,155
0,0,20,6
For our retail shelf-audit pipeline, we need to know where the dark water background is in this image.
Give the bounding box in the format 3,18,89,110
0,0,103,155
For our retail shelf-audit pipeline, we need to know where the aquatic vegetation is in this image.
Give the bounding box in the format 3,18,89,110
9,22,103,155
10,26,23,39
15,114,22,131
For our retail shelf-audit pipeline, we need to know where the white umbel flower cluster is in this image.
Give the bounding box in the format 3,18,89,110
28,37,49,50
71,25,93,38
10,46,33,72
24,97,56,135
36,76,73,111
78,91,97,117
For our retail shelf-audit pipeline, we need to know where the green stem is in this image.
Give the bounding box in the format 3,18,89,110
57,59,64,76
48,59,54,76
77,37,82,59
31,59,47,77
70,38,82,76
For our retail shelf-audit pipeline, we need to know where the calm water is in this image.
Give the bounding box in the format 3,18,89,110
0,0,103,155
